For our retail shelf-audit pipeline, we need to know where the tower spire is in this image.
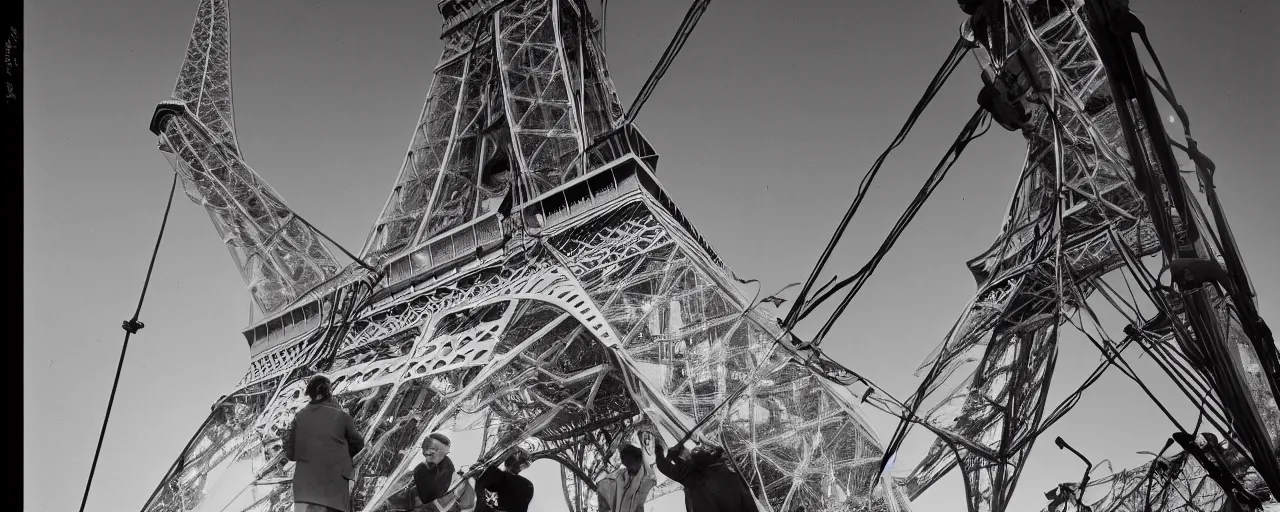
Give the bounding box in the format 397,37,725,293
171,0,239,154
361,0,626,259
149,0,343,315
142,2,914,512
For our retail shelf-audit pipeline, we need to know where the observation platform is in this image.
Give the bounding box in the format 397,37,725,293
241,124,721,356
437,0,598,36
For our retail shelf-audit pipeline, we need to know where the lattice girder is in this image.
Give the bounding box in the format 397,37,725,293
172,0,238,153
1037,440,1274,512
546,198,913,511
902,3,1165,510
149,0,922,508
363,0,625,259
905,1,1279,508
141,186,918,512
153,103,344,314
152,0,344,314
141,258,651,512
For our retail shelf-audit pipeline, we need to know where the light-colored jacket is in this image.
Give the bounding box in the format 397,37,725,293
283,400,366,512
596,464,657,512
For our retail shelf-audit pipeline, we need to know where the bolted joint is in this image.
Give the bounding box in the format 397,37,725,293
121,319,145,334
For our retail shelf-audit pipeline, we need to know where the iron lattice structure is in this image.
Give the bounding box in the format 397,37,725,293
140,1,912,511
135,0,1280,511
148,0,343,314
1038,434,1272,511
885,1,1279,511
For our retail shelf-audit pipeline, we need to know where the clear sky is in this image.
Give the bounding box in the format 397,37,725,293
23,0,1278,511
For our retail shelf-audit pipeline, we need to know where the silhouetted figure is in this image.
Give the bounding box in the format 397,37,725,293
283,375,366,512
474,448,535,512
597,444,657,512
654,437,759,512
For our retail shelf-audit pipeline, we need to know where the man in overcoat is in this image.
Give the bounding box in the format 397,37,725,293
283,375,367,512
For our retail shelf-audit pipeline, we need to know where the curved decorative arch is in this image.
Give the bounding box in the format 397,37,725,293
348,292,652,512
143,202,913,512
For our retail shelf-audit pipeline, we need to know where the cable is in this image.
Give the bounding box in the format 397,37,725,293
1025,326,1137,443
1068,295,1185,433
1142,51,1280,405
763,108,994,490
314,270,388,372
79,172,179,512
811,108,991,345
1062,251,1191,438
790,115,1003,325
1093,282,1229,430
1104,227,1256,460
1086,3,1280,491
622,0,711,125
783,37,972,329
881,218,1055,486
879,65,1104,488
292,213,378,273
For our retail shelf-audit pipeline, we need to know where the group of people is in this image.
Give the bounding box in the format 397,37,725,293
410,431,534,512
283,375,760,512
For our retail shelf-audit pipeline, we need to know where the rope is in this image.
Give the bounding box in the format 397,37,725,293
1090,5,1280,489
810,109,990,346
292,213,379,274
622,0,711,125
1138,34,1280,407
79,172,179,512
1068,294,1186,433
782,37,972,330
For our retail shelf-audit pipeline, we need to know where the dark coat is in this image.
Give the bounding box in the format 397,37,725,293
283,400,366,512
474,466,534,512
414,456,457,505
655,445,760,512
412,457,478,511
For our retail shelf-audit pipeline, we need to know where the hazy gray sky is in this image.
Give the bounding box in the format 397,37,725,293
23,0,1278,511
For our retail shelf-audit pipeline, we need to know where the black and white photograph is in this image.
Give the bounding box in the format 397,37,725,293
23,0,1280,511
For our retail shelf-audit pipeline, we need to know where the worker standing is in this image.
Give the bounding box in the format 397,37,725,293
283,375,366,512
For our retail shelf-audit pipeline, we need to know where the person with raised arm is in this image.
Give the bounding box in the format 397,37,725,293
653,436,759,512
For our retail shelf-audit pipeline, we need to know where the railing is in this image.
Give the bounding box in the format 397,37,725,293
439,0,601,37
439,0,509,36
384,213,507,286
239,128,717,352
377,151,724,291
241,299,325,350
577,124,660,176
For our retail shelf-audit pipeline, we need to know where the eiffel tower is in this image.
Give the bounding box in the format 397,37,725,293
139,1,912,511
